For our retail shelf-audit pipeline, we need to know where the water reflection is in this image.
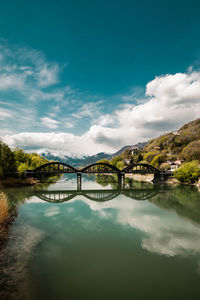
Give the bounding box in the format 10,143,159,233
1,175,200,300
33,188,161,202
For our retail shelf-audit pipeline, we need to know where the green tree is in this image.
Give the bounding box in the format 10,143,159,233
174,161,200,184
151,154,166,168
18,162,31,175
96,159,110,165
110,155,122,167
13,147,30,164
0,140,17,178
181,140,200,162
116,160,124,170
143,151,159,163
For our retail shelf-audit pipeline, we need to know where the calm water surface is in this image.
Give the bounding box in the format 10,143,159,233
1,174,200,300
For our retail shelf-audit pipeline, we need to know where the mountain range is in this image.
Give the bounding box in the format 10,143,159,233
41,142,147,167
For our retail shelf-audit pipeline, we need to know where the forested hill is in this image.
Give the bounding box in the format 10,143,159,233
143,118,200,159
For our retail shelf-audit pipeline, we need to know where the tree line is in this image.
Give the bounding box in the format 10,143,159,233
0,140,50,179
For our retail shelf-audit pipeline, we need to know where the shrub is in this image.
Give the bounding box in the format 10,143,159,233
96,159,110,165
18,163,31,175
116,161,124,170
151,154,166,167
174,161,200,184
110,155,122,167
160,162,171,171
181,140,200,161
143,151,159,163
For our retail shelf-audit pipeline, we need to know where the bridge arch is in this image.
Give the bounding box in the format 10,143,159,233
81,162,120,173
122,163,160,174
83,190,120,201
35,191,76,203
124,189,159,200
33,188,159,203
33,162,77,173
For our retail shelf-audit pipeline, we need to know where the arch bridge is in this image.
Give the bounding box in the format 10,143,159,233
25,162,171,188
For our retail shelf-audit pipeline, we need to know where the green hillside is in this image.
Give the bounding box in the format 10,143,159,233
98,118,200,183
144,118,200,159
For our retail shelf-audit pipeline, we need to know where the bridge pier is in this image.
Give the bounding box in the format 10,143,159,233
153,172,171,182
77,173,82,190
117,173,125,189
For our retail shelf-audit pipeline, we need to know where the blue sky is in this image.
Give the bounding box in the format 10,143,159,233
1,0,200,156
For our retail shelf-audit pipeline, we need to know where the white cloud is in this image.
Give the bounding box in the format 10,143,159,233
37,64,59,87
40,117,60,129
88,71,200,149
0,108,13,120
74,195,200,259
0,73,26,90
146,72,200,105
3,70,200,155
0,44,61,101
1,43,200,156
44,207,60,217
72,101,103,119
64,121,74,129
3,131,115,156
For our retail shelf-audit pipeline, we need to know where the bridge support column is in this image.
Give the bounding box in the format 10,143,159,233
153,172,169,182
77,173,82,190
118,173,125,189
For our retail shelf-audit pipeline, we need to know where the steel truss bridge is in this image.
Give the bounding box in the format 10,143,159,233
32,188,162,203
25,162,172,188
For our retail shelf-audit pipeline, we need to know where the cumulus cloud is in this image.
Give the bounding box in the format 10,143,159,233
89,71,200,149
3,131,115,156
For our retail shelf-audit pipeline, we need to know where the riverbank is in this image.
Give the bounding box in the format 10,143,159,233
125,173,199,186
0,178,37,188
0,192,17,245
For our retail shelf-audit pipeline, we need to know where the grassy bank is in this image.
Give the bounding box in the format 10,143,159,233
0,192,18,299
0,192,17,246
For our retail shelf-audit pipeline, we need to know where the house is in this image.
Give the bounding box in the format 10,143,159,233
151,146,161,151
174,160,184,166
129,146,141,155
167,160,184,172
169,162,178,171
172,131,181,136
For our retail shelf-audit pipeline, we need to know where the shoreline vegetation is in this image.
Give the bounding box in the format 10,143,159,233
0,139,52,188
0,178,37,188
0,192,16,246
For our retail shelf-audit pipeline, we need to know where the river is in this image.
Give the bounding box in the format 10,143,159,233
0,174,200,300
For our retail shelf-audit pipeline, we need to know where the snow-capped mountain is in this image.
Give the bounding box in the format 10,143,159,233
41,142,147,167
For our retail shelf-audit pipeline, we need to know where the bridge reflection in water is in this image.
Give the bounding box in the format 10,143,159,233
33,188,163,203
